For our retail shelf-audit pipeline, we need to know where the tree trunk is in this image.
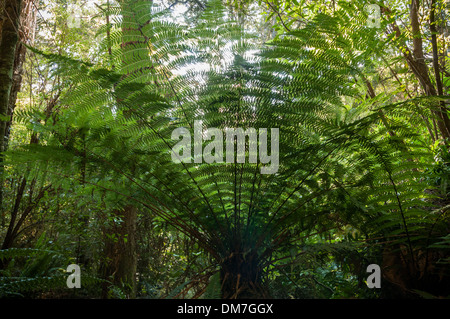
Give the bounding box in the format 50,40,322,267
100,205,138,298
409,0,450,139
0,0,22,221
0,1,5,43
0,0,22,154
4,0,33,150
114,205,138,298
99,0,153,299
0,0,33,226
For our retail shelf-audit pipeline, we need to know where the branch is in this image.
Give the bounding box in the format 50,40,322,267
263,0,291,33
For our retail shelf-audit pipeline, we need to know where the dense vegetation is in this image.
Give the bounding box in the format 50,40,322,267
0,0,449,299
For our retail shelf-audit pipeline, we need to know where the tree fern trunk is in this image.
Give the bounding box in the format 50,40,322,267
220,251,269,299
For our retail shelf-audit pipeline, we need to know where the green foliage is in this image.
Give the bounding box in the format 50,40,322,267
0,247,105,298
201,272,221,299
2,0,449,299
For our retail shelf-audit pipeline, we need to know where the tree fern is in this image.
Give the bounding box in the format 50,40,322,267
8,0,449,299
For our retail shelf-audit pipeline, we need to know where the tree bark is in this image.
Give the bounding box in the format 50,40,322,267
0,0,33,225
0,0,22,233
0,0,22,154
4,0,33,150
0,0,6,44
100,205,138,298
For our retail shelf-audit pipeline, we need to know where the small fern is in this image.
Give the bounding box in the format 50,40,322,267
0,248,106,298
